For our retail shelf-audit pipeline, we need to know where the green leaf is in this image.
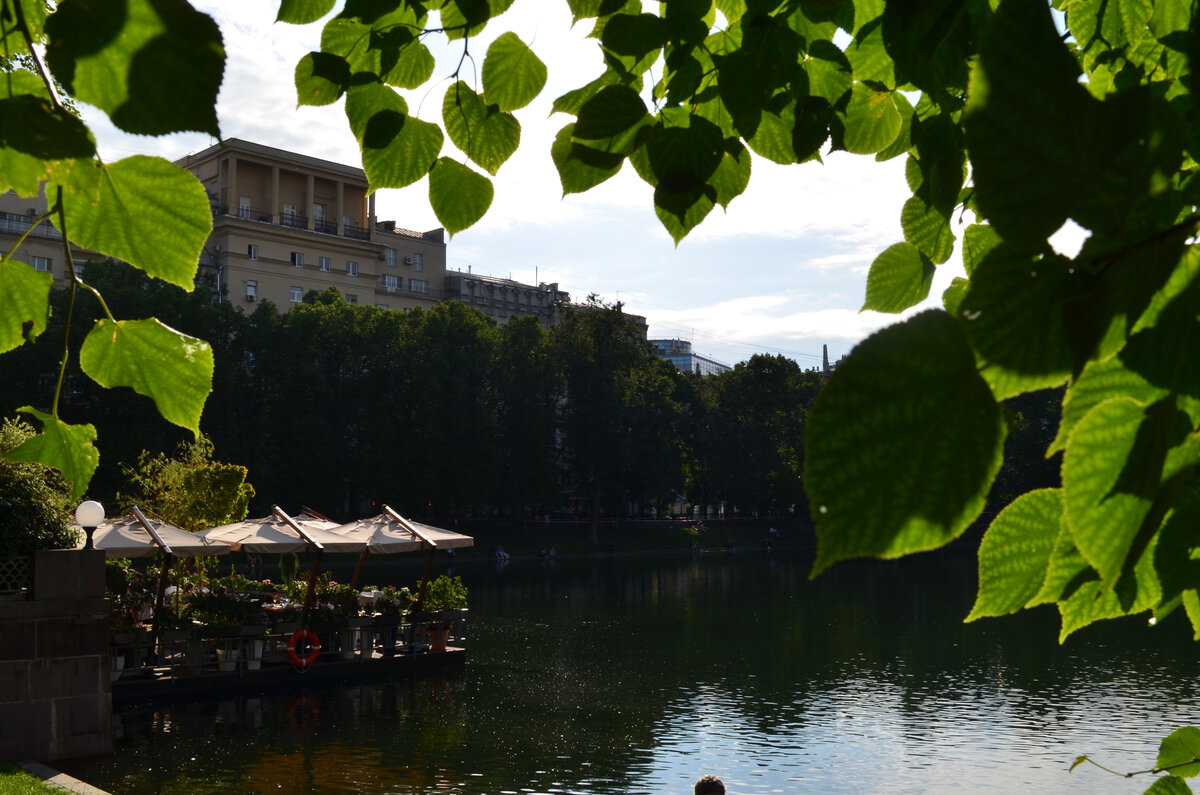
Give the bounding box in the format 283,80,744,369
840,83,901,155
0,260,53,353
481,32,547,112
346,83,443,189
0,95,95,196
961,223,1000,278
1155,485,1200,607
880,0,971,94
746,101,799,165
967,489,1063,621
1063,398,1172,586
442,82,521,176
900,195,954,265
54,156,212,290
551,124,624,195
846,18,893,87
941,277,968,315
79,318,214,433
295,51,350,107
1157,727,1200,779
654,183,715,244
1029,514,1094,607
278,0,335,24
1056,543,1159,641
46,0,224,137
708,138,752,209
806,39,854,104
862,242,934,313
806,311,1006,575
573,85,652,154
1050,356,1166,456
957,245,1074,401
428,157,493,236
5,407,98,500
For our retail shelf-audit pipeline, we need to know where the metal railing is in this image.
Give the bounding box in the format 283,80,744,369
0,556,30,595
0,213,62,240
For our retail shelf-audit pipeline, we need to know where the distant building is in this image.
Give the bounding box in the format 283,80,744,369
444,271,569,328
651,339,730,376
0,190,99,281
177,138,447,311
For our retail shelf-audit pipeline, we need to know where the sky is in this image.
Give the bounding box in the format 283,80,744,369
85,2,972,369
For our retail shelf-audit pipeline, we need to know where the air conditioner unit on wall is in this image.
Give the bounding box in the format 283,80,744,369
404,256,414,265
246,294,255,302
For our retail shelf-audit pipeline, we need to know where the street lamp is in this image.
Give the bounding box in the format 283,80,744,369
75,500,104,550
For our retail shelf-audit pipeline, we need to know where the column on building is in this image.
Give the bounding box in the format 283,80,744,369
336,180,345,236
270,166,280,224
306,173,315,230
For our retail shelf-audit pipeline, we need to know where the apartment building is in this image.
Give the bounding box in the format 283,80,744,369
0,192,98,280
177,138,446,311
444,271,570,328
651,339,730,376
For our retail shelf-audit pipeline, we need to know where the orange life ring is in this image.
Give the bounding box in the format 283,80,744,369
287,694,319,730
286,629,321,668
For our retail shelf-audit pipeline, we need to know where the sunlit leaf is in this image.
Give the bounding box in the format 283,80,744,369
551,124,624,195
862,242,933,313
482,32,547,112
278,0,335,24
4,407,98,500
900,196,954,265
807,311,1006,575
442,82,521,176
79,318,213,433
0,95,95,196
295,51,349,107
346,83,443,189
0,260,53,353
840,83,901,155
968,489,1062,621
1157,727,1200,778
54,156,211,290
428,157,493,236
46,0,224,136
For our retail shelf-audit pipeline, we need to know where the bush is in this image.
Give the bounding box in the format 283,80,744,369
0,419,79,558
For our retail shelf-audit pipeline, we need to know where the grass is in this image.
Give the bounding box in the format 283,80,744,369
0,763,61,795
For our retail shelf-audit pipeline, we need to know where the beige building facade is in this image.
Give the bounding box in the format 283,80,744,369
177,138,447,311
444,271,569,328
0,191,98,281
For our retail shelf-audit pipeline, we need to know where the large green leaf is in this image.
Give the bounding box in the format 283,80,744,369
79,318,214,433
1155,485,1200,606
1050,356,1167,456
654,183,715,244
1063,398,1172,586
295,51,350,107
806,311,1006,575
45,0,224,136
4,407,98,500
862,242,934,313
900,195,954,265
0,94,95,196
840,83,901,155
960,223,1000,278
346,83,443,189
278,0,335,24
0,260,53,353
957,244,1073,401
551,124,624,195
428,157,493,236
481,32,547,112
1056,542,1160,640
54,156,212,290
1029,516,1094,607
967,489,1062,621
1157,727,1200,778
708,138,752,209
573,85,652,155
442,82,521,176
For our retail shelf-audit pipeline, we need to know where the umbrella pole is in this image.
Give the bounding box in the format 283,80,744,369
302,548,324,624
150,553,173,665
349,550,367,591
415,548,435,610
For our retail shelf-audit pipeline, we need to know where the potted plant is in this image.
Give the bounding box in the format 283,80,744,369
415,576,468,652
369,585,413,657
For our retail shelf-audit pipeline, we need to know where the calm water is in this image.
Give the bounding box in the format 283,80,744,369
63,550,1200,793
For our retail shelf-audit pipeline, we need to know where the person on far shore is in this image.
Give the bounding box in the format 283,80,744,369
694,774,725,795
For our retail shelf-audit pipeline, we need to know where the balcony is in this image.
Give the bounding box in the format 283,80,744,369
280,212,308,230
314,218,337,235
0,212,63,240
216,206,371,242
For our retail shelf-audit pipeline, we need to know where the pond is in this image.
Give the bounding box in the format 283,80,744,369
62,549,1200,793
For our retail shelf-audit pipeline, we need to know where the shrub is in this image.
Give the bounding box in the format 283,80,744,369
0,419,78,557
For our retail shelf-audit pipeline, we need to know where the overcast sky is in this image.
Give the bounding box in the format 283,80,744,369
85,2,973,368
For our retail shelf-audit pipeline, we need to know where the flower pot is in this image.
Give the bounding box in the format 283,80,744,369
216,647,240,672
246,638,264,670
110,651,125,682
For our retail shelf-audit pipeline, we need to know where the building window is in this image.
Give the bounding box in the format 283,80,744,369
32,256,51,273
346,294,357,304
382,274,400,292
346,260,358,276
410,278,429,294
375,303,389,309
410,252,423,271
246,280,257,301
283,204,296,223
385,248,397,267
289,285,302,303
238,196,251,219
248,244,258,260
291,251,303,268
319,256,331,272
73,264,84,277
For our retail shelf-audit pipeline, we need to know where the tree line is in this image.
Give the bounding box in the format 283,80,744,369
0,260,1059,532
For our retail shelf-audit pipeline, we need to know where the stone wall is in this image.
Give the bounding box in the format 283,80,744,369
0,549,113,762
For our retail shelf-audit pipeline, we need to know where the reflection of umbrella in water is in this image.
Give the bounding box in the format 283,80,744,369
197,506,365,621
332,505,473,599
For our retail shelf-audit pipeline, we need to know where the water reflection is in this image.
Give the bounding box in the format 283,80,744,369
66,551,1199,793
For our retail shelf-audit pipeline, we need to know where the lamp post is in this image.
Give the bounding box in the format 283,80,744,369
75,500,104,550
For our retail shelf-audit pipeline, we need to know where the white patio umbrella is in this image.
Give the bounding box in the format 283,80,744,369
196,508,362,553
74,508,231,558
333,505,473,591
